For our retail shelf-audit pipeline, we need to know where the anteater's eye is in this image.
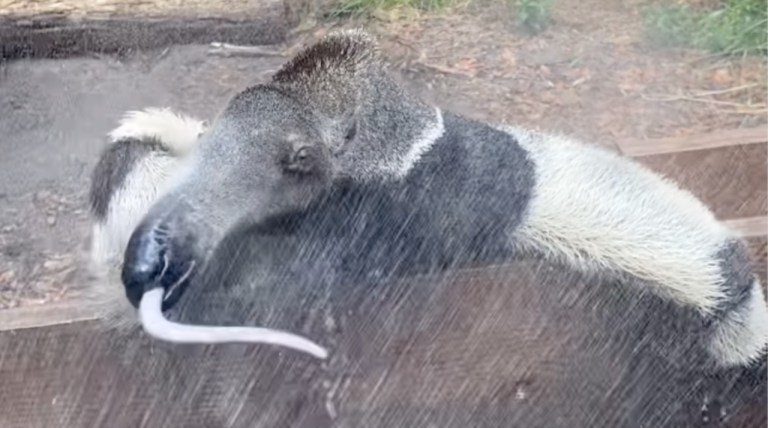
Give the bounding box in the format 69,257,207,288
295,147,311,162
283,146,316,174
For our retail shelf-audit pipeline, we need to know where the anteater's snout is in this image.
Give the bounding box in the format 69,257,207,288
122,209,201,311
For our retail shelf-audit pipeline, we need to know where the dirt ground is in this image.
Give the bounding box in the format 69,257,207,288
363,0,767,143
0,0,766,308
0,47,288,308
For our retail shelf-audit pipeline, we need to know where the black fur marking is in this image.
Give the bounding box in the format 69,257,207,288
89,136,167,219
280,111,534,283
708,240,758,324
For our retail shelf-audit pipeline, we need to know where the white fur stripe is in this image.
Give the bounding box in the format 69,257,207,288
395,107,445,178
108,107,206,155
90,152,177,270
499,125,732,314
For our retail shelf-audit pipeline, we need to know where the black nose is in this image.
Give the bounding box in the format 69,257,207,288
122,219,197,310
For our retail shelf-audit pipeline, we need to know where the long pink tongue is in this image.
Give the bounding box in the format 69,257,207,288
138,288,329,359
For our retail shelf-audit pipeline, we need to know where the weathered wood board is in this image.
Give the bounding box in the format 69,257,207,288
636,140,767,220
619,127,767,157
0,0,301,59
1,262,766,428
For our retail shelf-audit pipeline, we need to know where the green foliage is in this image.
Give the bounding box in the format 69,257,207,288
643,0,768,56
514,0,554,35
642,4,700,47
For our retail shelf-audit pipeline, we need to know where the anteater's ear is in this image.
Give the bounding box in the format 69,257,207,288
342,113,358,144
325,111,358,157
271,29,379,87
271,30,377,153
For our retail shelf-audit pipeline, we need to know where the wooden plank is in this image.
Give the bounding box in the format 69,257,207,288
619,126,767,157
635,143,767,219
745,236,767,288
0,0,285,18
0,300,98,331
0,261,764,428
725,216,768,239
0,0,298,59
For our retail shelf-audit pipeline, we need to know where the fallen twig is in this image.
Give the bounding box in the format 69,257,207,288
415,61,477,78
716,108,768,116
207,42,285,58
691,83,759,97
641,83,761,102
640,92,766,109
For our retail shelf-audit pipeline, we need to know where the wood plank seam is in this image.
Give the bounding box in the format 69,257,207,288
618,126,767,157
723,216,768,239
0,301,99,332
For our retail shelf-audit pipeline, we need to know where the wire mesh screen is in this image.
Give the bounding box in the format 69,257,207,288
0,1,766,427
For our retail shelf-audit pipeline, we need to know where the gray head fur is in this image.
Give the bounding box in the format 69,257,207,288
270,29,439,180
120,29,437,309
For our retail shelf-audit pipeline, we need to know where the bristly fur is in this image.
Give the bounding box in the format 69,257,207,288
270,29,440,180
272,29,380,86
270,29,386,129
